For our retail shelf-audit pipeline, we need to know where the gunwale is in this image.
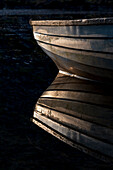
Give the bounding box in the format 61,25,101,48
30,17,113,26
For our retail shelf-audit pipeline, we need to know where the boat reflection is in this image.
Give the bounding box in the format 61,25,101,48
32,72,113,162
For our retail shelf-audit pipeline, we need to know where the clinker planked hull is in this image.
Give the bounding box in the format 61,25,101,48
31,18,113,83
30,18,113,162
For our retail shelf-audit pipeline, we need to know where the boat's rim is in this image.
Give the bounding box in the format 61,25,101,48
30,17,113,26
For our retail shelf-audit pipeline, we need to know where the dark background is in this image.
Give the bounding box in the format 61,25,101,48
0,0,113,11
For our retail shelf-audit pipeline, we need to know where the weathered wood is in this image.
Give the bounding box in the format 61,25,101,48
32,118,113,163
38,98,113,128
40,73,113,108
41,90,113,108
36,73,113,128
31,19,113,82
33,25,113,37
39,41,113,82
33,111,113,158
31,17,113,161
31,17,113,26
35,104,113,144
32,73,113,160
35,32,113,53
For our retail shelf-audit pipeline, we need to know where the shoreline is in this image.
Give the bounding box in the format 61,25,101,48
0,9,113,16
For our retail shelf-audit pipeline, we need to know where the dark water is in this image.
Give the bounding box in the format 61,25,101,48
0,15,112,169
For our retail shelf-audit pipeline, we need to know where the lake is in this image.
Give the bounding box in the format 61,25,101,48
0,15,112,169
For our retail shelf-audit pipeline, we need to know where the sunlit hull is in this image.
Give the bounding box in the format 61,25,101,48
30,18,113,162
31,18,113,82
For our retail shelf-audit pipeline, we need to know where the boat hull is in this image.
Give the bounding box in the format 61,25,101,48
32,20,113,83
30,18,113,162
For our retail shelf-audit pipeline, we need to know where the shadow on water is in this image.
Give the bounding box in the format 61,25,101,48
0,15,112,169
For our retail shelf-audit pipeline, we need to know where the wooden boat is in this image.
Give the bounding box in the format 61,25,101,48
30,18,113,162
30,18,113,83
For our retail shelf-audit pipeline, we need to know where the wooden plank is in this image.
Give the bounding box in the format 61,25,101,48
35,32,113,53
31,17,113,26
41,90,113,108
32,117,113,162
39,43,113,82
37,73,113,128
35,103,113,144
48,76,113,97
38,41,113,70
34,24,113,38
48,83,112,95
33,111,113,158
38,98,113,128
